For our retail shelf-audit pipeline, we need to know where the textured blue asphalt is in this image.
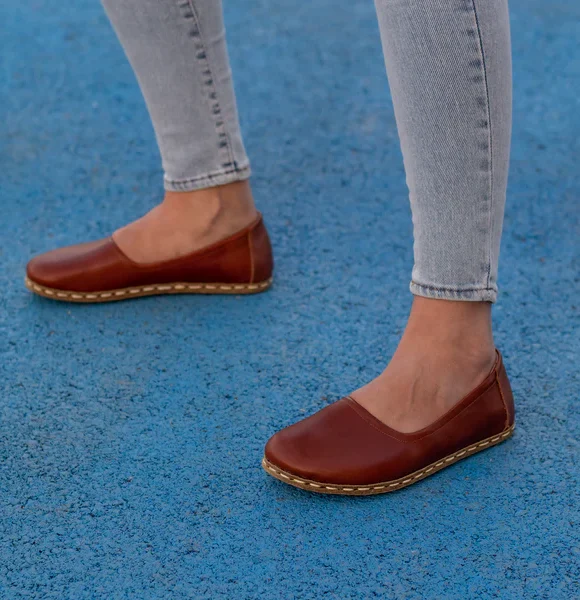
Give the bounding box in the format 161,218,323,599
1,1,578,598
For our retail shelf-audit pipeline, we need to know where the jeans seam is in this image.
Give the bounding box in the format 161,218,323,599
471,0,494,290
165,164,250,186
411,281,496,293
179,0,237,171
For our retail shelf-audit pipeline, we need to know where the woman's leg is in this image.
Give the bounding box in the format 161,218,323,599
352,0,512,432
262,0,513,494
101,0,256,262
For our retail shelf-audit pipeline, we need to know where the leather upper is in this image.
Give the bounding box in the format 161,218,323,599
26,214,273,292
265,351,515,485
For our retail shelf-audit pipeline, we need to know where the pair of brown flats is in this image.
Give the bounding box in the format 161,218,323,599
25,214,515,495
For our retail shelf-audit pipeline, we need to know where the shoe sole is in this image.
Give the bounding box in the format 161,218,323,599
262,423,515,496
25,276,273,303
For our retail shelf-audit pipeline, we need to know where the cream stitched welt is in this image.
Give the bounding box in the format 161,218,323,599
25,277,272,301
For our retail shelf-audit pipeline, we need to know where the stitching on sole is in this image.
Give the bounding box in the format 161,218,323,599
262,424,515,495
25,277,273,302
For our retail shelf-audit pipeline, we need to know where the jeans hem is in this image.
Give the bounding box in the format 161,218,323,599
410,281,497,303
164,164,251,192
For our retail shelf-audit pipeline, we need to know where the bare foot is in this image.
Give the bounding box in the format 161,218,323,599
112,180,257,264
351,297,497,433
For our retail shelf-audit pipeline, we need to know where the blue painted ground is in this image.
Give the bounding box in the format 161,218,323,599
1,1,578,598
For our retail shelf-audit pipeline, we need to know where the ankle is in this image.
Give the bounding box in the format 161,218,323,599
351,299,497,433
162,180,257,233
112,180,258,264
403,297,495,360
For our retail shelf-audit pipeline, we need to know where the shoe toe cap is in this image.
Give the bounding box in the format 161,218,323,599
264,398,395,485
26,239,112,290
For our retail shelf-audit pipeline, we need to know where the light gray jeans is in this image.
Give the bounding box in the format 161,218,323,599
101,0,512,303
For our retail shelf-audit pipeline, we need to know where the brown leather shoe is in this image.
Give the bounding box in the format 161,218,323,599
263,350,515,495
25,213,273,302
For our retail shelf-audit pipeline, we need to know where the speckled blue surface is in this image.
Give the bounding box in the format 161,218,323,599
1,1,578,598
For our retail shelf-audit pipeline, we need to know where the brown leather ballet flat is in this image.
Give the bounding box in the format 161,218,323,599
25,213,273,303
263,351,515,496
